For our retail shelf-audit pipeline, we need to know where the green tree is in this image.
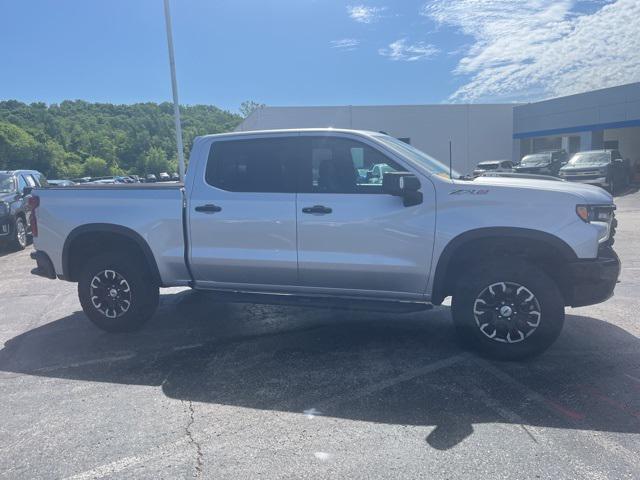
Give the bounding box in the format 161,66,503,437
239,100,265,118
0,100,243,178
142,146,169,175
0,121,38,170
83,156,109,177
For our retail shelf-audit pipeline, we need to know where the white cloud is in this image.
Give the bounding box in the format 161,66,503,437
379,39,439,62
347,5,386,23
330,38,361,51
422,0,640,101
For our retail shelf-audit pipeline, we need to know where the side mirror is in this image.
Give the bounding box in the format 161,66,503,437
22,186,33,196
382,172,422,207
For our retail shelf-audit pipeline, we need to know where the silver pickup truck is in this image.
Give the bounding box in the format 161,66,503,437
30,129,620,359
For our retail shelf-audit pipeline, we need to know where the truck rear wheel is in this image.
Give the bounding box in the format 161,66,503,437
78,253,159,333
451,259,564,360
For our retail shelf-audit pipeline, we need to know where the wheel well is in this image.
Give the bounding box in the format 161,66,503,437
432,235,574,305
64,228,161,285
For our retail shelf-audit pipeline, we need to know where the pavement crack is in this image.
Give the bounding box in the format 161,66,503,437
183,400,204,478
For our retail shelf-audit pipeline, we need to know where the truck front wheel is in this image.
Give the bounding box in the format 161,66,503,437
78,253,159,333
451,259,564,360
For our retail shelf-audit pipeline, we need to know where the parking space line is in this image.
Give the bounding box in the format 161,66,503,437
34,353,136,373
64,437,191,480
469,383,610,479
475,358,640,471
314,353,470,413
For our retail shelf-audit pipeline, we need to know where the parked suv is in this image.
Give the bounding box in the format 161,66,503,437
473,160,514,177
559,150,629,193
514,150,567,176
0,170,45,250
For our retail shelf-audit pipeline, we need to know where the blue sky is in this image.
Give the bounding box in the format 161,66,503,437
1,1,638,113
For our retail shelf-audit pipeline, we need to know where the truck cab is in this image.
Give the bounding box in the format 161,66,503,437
514,150,567,176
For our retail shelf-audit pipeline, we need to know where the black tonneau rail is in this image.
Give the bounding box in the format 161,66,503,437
40,183,184,190
480,172,564,182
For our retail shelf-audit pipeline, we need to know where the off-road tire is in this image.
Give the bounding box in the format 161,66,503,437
451,259,564,360
78,252,159,333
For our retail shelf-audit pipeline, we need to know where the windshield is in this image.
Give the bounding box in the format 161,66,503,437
521,153,551,165
477,163,499,170
0,174,16,193
374,135,460,179
568,151,610,165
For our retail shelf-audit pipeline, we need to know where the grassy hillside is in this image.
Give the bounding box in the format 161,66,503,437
0,100,242,178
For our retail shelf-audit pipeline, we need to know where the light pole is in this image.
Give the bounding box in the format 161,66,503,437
163,0,186,182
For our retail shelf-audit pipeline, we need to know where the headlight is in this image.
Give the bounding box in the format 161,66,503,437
0,202,8,216
576,204,615,223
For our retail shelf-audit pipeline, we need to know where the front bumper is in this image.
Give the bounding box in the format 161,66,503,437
0,216,11,240
566,246,620,307
30,250,57,279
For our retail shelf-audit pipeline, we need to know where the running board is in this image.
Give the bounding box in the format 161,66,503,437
193,289,433,313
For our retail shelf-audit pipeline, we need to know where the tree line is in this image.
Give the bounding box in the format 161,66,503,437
0,100,245,179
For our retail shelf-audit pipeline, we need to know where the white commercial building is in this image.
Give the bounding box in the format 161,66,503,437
237,104,516,174
237,82,640,176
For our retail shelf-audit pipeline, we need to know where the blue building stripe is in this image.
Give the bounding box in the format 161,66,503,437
513,118,640,139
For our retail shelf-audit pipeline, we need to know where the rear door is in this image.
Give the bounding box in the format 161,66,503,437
295,134,436,297
188,135,301,288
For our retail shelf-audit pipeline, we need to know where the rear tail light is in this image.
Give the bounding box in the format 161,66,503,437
28,195,39,237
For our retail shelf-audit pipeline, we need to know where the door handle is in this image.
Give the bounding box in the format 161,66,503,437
195,204,222,213
302,205,332,214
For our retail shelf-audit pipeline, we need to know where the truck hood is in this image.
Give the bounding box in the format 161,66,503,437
469,175,613,204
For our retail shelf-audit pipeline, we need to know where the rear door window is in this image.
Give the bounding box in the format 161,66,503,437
205,137,300,193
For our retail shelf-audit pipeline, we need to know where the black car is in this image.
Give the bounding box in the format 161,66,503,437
559,149,629,193
514,150,568,176
0,170,46,250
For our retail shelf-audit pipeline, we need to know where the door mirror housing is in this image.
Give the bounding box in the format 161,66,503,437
382,172,423,207
22,186,33,196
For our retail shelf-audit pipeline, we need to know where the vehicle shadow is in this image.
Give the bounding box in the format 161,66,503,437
614,184,640,198
0,245,18,257
1,290,639,450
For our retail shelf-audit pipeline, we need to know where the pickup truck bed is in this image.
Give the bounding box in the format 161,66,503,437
35,184,191,286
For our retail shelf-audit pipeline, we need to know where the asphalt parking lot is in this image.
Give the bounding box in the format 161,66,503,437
1,190,639,479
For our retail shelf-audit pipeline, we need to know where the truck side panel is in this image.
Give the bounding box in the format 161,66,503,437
34,186,190,286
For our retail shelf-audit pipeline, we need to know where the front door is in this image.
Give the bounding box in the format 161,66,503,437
188,135,301,288
296,134,436,297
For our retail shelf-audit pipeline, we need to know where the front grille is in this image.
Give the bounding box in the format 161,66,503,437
564,174,601,181
568,170,600,176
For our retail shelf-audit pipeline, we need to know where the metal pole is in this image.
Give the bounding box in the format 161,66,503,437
163,0,186,182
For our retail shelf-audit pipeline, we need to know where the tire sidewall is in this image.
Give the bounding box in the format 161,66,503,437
78,253,159,333
13,217,27,250
452,259,564,360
